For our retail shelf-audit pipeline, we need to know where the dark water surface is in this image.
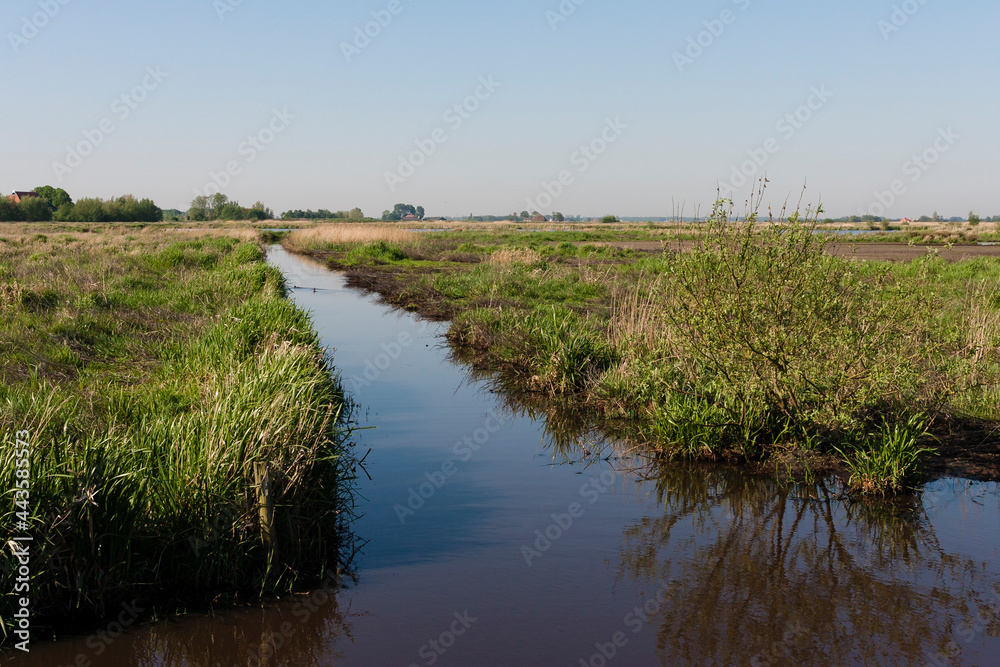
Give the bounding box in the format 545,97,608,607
11,246,1000,666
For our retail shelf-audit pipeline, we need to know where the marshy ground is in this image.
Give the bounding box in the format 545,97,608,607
3,218,998,662
281,216,1000,493
3,214,998,644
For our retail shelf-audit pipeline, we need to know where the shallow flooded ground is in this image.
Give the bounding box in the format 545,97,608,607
11,246,999,666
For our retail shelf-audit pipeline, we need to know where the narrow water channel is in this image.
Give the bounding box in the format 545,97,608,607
15,246,1000,666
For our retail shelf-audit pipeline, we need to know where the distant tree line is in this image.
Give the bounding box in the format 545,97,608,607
281,208,364,221
382,203,424,221
466,214,516,222
818,215,886,224
918,212,1000,223
0,195,50,222
819,212,1000,225
0,186,162,222
965,212,1000,225
498,211,575,222
188,194,273,221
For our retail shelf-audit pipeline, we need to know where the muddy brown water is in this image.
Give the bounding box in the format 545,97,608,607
8,246,1000,666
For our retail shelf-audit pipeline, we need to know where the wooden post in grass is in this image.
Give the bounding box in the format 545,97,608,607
253,462,278,577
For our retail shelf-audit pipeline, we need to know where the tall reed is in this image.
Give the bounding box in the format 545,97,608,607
284,224,419,252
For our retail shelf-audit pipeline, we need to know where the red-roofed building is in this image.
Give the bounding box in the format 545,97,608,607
9,191,39,204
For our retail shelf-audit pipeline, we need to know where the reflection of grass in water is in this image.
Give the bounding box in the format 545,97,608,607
614,464,1000,666
455,359,614,463
122,580,358,667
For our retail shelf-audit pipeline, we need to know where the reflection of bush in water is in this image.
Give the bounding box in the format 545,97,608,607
455,358,1000,664
614,466,1000,666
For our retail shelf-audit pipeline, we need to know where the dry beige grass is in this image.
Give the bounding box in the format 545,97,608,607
284,224,419,252
0,281,22,309
0,223,257,244
142,226,259,242
486,247,540,266
608,277,672,353
968,286,1000,367
0,225,262,296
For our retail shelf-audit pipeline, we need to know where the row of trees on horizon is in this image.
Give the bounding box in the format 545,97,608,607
188,194,273,222
0,186,162,223
4,187,997,224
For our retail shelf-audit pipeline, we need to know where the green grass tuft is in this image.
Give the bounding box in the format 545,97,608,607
836,414,937,495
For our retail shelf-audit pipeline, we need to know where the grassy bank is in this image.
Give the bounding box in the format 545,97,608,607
0,225,354,639
282,213,1000,494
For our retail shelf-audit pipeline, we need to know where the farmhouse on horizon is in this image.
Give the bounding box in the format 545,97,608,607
8,190,39,204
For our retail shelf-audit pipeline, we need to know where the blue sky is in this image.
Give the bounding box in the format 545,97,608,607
2,0,997,218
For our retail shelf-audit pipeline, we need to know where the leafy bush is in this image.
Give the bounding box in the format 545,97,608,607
654,201,935,444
